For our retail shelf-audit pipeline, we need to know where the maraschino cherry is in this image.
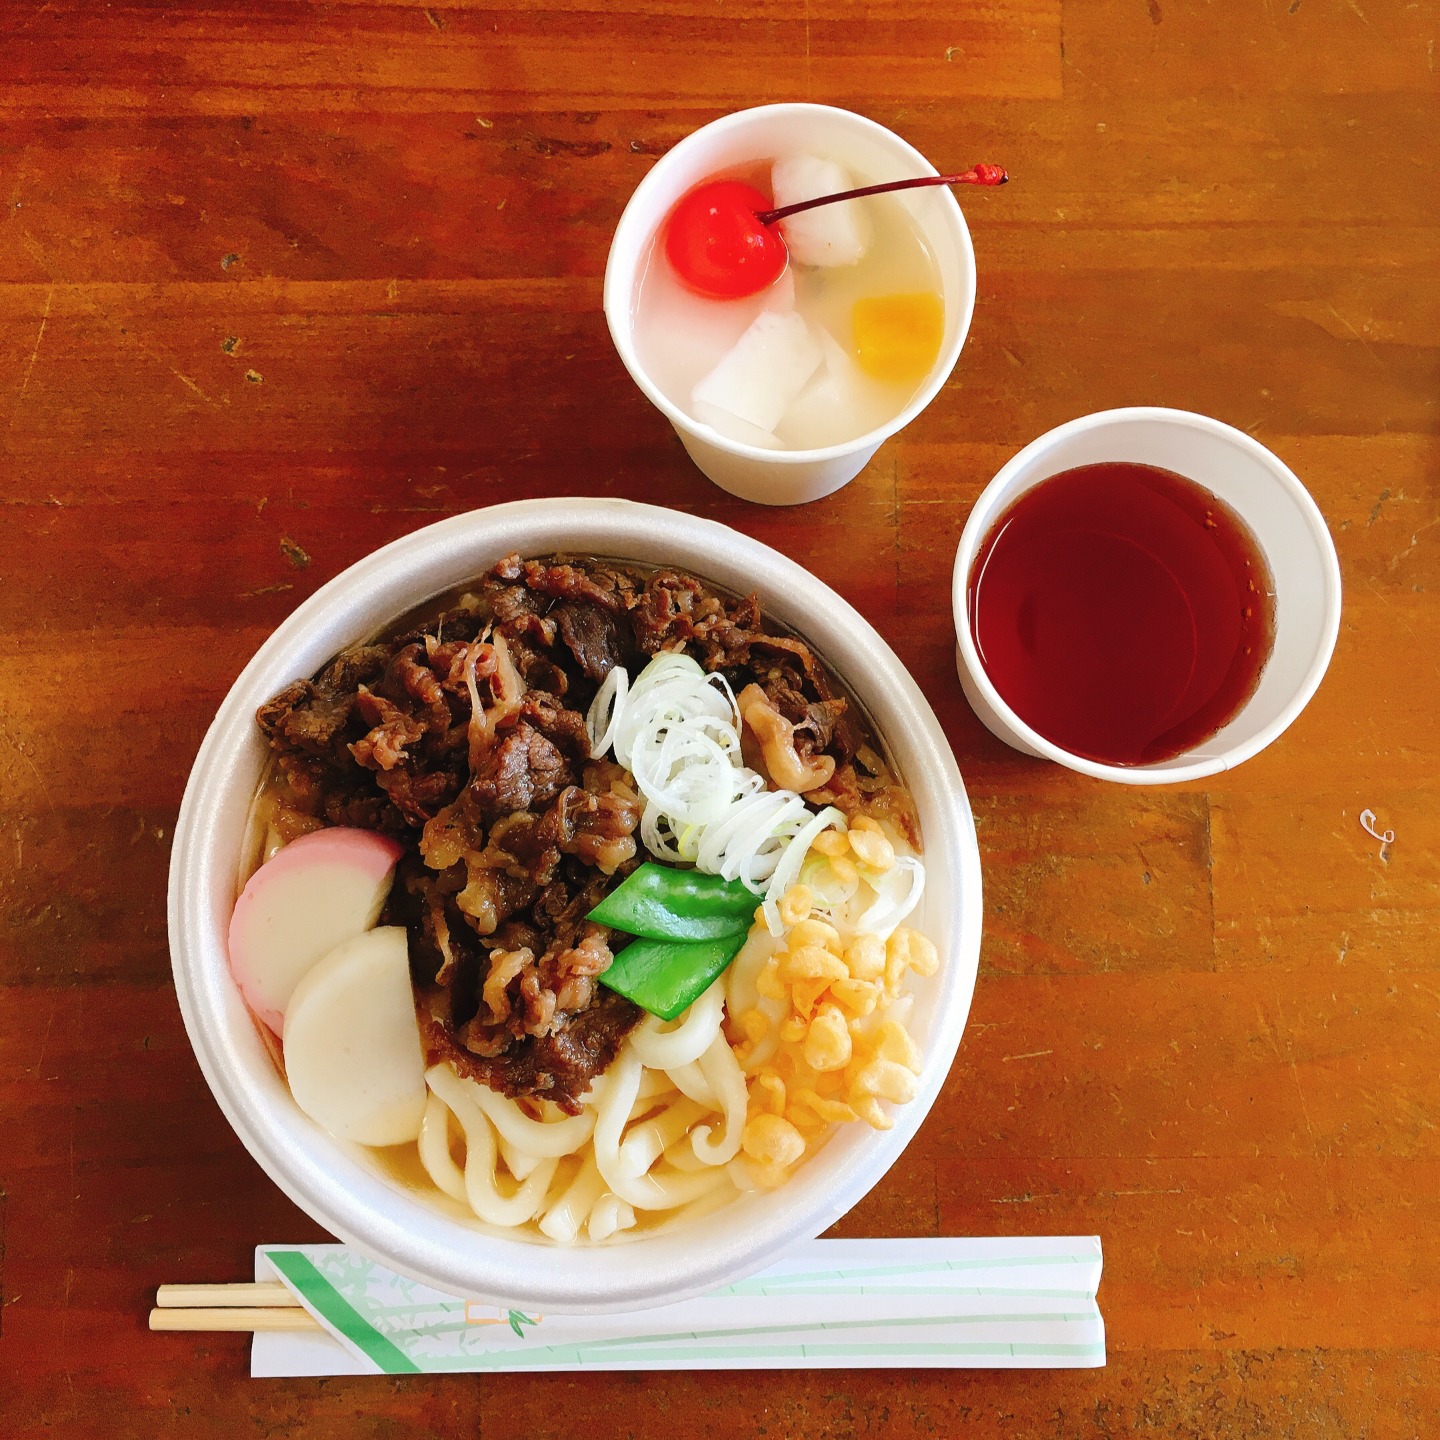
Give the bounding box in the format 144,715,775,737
664,164,1008,300
663,181,788,300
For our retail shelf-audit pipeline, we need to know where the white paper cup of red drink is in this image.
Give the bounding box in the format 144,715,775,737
604,103,977,507
951,408,1343,784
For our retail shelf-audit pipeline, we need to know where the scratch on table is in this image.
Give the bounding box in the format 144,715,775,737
1272,991,1321,1157
280,536,311,569
1388,516,1439,571
7,280,52,426
1254,1002,1285,1063
17,235,232,415
1362,574,1398,612
171,368,219,405
1326,303,1384,367
1001,1049,1053,1062
33,992,59,1079
0,720,51,806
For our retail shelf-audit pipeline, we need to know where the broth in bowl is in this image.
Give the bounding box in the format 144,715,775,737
235,552,941,1243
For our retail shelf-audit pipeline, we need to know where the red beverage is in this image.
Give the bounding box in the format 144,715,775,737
967,462,1276,766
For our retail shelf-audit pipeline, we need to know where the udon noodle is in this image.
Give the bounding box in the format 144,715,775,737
414,980,745,1242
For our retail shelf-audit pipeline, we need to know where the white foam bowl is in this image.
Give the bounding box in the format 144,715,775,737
170,498,983,1312
952,408,1343,783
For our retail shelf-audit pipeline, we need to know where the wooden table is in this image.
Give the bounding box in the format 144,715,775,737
2,1,1437,1434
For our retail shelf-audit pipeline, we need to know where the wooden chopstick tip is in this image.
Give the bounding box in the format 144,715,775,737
151,1280,313,1333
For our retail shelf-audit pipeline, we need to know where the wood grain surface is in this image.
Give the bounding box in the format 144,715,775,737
2,0,1437,1435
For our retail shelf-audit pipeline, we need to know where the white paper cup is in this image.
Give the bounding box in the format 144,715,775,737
604,104,977,507
951,408,1342,784
170,499,983,1312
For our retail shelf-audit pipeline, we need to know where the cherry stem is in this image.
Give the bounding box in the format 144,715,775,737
754,165,1009,226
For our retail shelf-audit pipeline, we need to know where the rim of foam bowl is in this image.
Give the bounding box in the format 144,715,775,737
603,103,977,465
169,498,983,1312
951,407,1344,785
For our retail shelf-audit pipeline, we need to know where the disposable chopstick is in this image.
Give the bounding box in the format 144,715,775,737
150,1281,319,1333
149,1306,321,1333
156,1282,298,1309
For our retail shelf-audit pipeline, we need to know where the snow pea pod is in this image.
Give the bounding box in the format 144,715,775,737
588,862,757,943
598,932,749,1022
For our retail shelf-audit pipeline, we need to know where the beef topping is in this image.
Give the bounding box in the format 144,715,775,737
255,552,877,1110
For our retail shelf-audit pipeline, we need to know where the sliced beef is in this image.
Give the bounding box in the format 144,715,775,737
504,634,570,698
351,687,428,771
256,643,390,760
388,642,454,733
553,600,627,682
488,581,557,646
469,723,572,822
628,569,726,653
519,692,592,764
423,987,641,1113
520,556,637,613
551,781,641,874
377,763,465,827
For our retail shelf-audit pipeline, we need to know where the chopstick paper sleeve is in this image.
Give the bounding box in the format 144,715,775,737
252,1237,1105,1377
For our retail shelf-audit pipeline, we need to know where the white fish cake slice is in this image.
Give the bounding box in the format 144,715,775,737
227,826,403,1037
282,926,427,1147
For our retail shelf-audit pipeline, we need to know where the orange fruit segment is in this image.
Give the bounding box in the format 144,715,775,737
851,292,945,385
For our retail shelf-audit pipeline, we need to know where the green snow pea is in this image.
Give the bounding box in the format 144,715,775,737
587,862,758,943
589,863,762,1019
597,931,749,1022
